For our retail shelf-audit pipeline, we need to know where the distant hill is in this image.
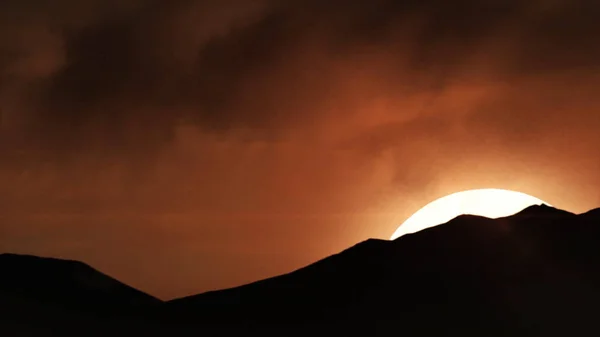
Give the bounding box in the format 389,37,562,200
0,253,160,310
0,254,161,337
4,205,600,337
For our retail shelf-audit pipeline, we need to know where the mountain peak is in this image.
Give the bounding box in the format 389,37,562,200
513,203,575,217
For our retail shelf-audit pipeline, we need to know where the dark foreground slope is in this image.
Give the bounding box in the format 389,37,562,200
3,205,600,337
164,205,600,336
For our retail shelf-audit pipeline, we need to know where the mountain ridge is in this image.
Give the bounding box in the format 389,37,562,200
511,203,576,217
159,205,600,336
3,205,600,336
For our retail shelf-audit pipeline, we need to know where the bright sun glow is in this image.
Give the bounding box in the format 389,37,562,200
390,188,550,240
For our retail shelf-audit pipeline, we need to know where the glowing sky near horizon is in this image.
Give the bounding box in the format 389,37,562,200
390,189,549,240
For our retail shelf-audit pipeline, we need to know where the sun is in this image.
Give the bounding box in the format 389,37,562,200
390,188,550,240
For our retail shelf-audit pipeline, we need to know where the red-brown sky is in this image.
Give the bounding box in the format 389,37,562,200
2,0,600,300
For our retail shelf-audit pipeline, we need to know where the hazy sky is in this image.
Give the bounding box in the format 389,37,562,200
2,0,600,299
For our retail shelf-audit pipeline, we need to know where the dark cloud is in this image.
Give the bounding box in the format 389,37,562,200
1,0,598,157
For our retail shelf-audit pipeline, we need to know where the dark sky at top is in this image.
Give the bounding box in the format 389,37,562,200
2,0,600,299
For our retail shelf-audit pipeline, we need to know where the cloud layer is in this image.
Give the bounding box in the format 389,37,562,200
2,0,600,298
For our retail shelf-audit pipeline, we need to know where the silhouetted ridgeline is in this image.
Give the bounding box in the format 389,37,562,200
3,205,600,337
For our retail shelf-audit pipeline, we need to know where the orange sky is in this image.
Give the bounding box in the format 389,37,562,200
2,0,600,299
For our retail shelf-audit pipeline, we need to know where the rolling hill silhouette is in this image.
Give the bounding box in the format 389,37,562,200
0,254,161,336
0,254,160,310
3,205,600,336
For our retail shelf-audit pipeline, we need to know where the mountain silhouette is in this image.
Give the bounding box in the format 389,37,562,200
4,205,600,337
0,253,160,310
0,254,161,337
163,205,600,336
